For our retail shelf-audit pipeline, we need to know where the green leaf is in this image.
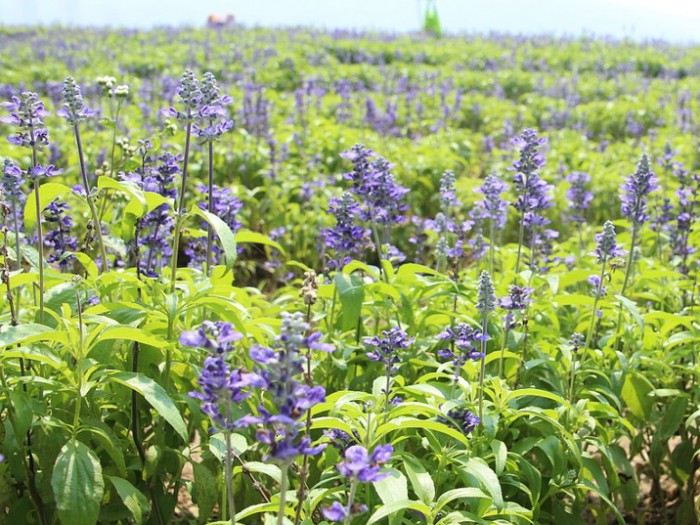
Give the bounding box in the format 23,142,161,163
94,326,168,349
107,476,150,524
0,323,54,347
106,372,188,441
24,182,74,231
657,397,688,441
376,418,470,446
191,463,217,522
434,487,491,514
334,272,364,331
191,207,238,272
373,468,408,505
615,294,644,332
402,454,435,505
209,432,248,462
235,230,285,254
366,499,431,525
621,372,653,420
458,457,504,510
52,439,104,525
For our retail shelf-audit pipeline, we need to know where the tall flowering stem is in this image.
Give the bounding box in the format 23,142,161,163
2,92,53,324
497,285,532,377
565,171,592,250
436,323,485,398
567,333,585,403
510,129,550,275
616,153,658,345
181,321,262,525
195,72,233,274
168,70,200,292
474,173,509,277
476,271,496,424
60,77,109,273
619,153,658,296
365,327,414,423
237,312,331,523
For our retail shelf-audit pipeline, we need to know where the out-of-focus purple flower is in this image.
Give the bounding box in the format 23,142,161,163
186,184,243,267
336,444,394,482
511,128,547,177
321,191,370,271
588,274,607,296
565,171,592,223
1,159,26,214
439,406,480,436
568,332,585,353
670,168,699,273
474,173,509,229
620,153,659,226
1,92,51,149
439,170,459,211
43,199,77,270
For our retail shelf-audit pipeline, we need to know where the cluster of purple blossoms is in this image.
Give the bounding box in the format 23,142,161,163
186,184,243,267
1,92,50,150
57,77,97,125
365,328,413,378
670,167,699,273
181,322,262,431
237,312,332,462
565,172,593,223
437,323,486,366
341,145,410,253
568,332,585,353
323,428,361,452
587,274,607,297
43,199,77,270
192,71,234,143
322,444,394,522
595,220,624,263
122,150,180,277
438,406,481,436
510,129,556,270
620,153,659,226
498,285,533,330
476,270,497,316
321,191,370,271
168,69,202,124
651,143,678,234
1,159,27,223
474,173,509,229
365,327,413,405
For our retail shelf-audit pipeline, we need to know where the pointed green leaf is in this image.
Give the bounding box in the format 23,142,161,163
52,439,104,525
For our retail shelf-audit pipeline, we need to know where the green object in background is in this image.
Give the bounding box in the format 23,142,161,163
424,0,442,38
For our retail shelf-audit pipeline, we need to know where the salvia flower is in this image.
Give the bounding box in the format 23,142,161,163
568,332,585,353
437,323,486,364
498,285,533,330
439,406,481,436
322,444,393,523
58,77,96,124
565,171,592,223
321,191,370,271
620,153,659,226
365,327,413,376
595,220,624,262
238,312,330,462
43,199,77,270
168,69,202,123
1,92,51,149
1,159,26,211
476,270,496,315
439,170,459,212
193,71,234,142
475,173,509,229
182,322,261,431
336,444,394,482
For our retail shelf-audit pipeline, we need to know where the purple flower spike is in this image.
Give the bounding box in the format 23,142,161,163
620,153,659,226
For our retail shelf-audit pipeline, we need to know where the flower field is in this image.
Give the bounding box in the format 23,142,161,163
0,25,699,524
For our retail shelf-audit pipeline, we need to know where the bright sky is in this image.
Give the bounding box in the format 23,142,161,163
3,0,700,43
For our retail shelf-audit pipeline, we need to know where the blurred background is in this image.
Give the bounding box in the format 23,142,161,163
2,0,699,42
